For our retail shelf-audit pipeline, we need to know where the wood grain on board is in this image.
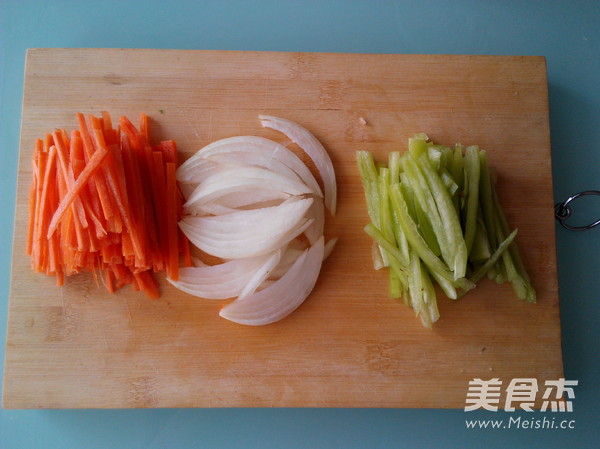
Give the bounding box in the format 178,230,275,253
3,48,560,408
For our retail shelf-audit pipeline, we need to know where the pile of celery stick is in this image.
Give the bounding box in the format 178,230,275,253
357,134,535,328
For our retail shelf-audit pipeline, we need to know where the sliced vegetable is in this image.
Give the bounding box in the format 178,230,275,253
259,115,337,215
357,135,535,328
219,237,325,326
27,111,190,298
179,198,314,259
170,116,337,325
168,253,278,299
177,135,322,197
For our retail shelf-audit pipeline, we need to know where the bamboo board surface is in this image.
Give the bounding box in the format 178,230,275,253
3,48,561,408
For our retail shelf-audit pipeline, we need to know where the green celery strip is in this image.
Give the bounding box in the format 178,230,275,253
416,153,468,279
478,151,498,251
463,145,481,255
451,144,464,217
403,156,449,262
467,228,518,285
356,150,381,228
364,223,409,270
356,136,536,327
420,262,439,328
388,184,457,284
408,134,429,159
429,269,458,300
491,185,536,303
440,146,453,174
399,172,441,255
427,146,442,171
391,206,410,265
469,215,492,263
389,270,403,299
378,168,394,267
388,151,401,183
407,247,424,317
440,169,459,197
364,224,410,296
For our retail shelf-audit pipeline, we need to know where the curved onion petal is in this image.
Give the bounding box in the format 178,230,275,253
269,236,336,280
196,193,289,216
178,198,314,259
324,238,338,260
167,254,273,299
178,136,323,197
171,116,337,325
200,136,322,196
237,249,282,300
205,152,314,193
268,239,307,278
184,166,313,211
177,158,223,184
304,195,325,245
259,116,337,215
219,237,324,325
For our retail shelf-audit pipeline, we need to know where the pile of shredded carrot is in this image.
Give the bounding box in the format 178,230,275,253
26,111,191,299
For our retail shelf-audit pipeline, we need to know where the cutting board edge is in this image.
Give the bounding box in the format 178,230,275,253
3,48,562,410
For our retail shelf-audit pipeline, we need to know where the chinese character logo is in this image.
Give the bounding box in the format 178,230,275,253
541,379,578,412
465,378,578,412
505,378,538,412
465,378,503,412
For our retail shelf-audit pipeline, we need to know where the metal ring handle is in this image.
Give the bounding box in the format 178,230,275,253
554,190,600,231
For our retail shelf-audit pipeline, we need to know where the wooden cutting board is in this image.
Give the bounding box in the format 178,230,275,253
3,48,561,409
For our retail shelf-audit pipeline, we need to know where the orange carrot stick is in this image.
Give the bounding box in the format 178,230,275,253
133,271,160,299
55,134,89,252
166,162,179,281
29,111,179,298
40,146,58,273
101,110,117,146
139,113,150,143
44,133,52,153
69,129,107,238
90,117,123,233
151,150,168,269
47,145,109,239
120,132,151,269
36,147,58,272
77,113,114,222
26,158,38,256
33,151,48,263
60,128,70,150
106,141,145,262
104,267,116,294
159,140,178,165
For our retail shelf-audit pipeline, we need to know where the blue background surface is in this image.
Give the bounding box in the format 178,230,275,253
1,1,599,447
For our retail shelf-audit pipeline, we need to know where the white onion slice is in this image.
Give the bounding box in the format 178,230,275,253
170,116,337,326
236,249,282,301
324,238,338,260
196,193,290,216
304,195,325,245
259,115,337,215
219,237,325,325
178,198,314,259
168,254,273,299
184,166,313,211
177,136,322,197
177,158,235,186
268,244,306,280
204,152,314,194
268,237,336,280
